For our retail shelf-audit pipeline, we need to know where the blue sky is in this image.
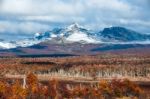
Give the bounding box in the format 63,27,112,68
0,0,150,40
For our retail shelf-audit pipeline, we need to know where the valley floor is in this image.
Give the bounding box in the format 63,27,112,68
0,54,150,98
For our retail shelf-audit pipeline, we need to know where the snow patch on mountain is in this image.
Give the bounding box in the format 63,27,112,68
0,39,42,49
66,31,97,43
15,39,41,47
0,42,16,49
51,34,57,38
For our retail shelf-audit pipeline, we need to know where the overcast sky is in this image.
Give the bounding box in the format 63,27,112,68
0,0,150,40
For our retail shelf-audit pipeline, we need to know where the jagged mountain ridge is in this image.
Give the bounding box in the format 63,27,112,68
34,23,99,43
0,23,150,49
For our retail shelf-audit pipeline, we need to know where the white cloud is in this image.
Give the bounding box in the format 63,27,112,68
86,0,131,11
0,21,51,34
19,15,86,23
0,0,84,16
0,0,150,37
0,0,133,17
120,19,150,27
1,0,31,14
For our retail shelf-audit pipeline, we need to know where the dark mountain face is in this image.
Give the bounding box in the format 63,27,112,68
100,27,150,42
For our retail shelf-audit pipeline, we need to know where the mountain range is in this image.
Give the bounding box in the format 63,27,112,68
0,23,150,49
0,23,150,57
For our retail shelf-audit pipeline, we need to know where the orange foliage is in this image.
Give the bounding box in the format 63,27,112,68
11,80,27,99
0,74,145,99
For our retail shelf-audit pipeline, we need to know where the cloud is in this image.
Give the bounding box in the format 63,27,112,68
19,16,86,23
0,0,84,16
0,0,150,40
0,20,51,35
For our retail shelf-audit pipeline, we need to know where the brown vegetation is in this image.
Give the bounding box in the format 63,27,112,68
0,55,150,80
0,54,150,98
0,73,144,99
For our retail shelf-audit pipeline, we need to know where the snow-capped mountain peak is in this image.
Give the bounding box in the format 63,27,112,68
61,23,98,43
66,23,81,31
33,23,100,44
